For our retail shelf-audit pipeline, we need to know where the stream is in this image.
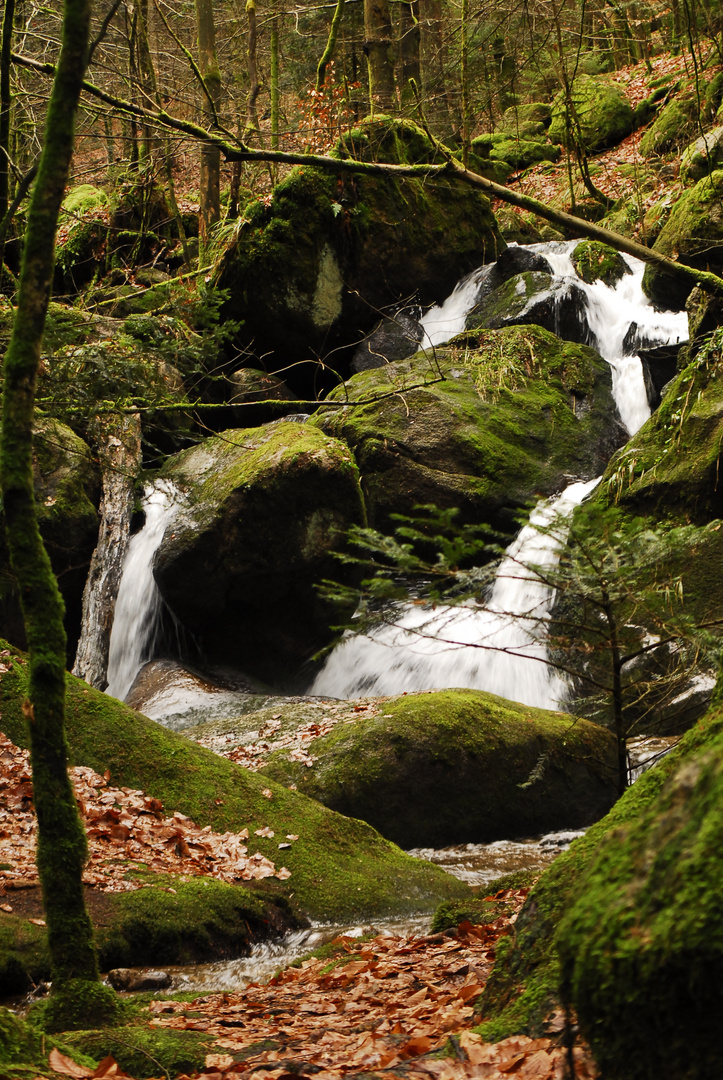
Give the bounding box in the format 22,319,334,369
78,240,689,994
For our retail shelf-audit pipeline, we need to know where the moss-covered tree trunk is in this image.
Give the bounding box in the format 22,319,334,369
196,0,221,251
0,0,99,989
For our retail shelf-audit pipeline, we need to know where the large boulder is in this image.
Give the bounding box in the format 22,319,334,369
557,714,723,1079
642,170,723,309
0,419,100,661
312,324,625,533
259,689,618,847
548,76,634,153
680,124,723,183
215,119,504,392
153,421,366,685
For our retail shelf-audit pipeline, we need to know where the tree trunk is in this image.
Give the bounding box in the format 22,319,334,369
245,0,262,140
364,0,395,112
196,0,221,251
73,415,142,691
0,0,100,990
418,0,449,133
398,0,420,107
317,0,346,90
0,0,15,225
271,17,280,149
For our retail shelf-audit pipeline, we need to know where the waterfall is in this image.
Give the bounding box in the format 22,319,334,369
420,241,688,436
310,478,600,707
105,480,183,702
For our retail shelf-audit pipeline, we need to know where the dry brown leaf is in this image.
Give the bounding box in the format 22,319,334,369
49,1048,92,1079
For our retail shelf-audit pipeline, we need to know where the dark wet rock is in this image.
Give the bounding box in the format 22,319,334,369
351,309,424,372
215,118,504,393
125,659,268,728
227,368,300,425
107,968,172,992
154,422,365,686
467,272,591,347
637,344,682,409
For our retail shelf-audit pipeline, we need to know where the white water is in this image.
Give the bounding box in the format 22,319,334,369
105,480,182,701
311,477,599,706
420,241,688,436
312,240,689,705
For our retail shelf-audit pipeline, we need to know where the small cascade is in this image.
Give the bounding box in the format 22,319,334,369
418,241,688,436
311,477,600,707
105,480,183,702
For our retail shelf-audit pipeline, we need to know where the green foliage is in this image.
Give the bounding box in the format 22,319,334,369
39,980,124,1034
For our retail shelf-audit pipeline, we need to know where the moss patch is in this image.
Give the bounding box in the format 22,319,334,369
260,689,618,848
474,702,723,1041
548,76,634,153
557,712,723,1079
312,324,621,533
571,240,631,286
0,644,468,934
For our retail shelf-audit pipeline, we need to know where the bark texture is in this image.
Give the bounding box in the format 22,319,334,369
0,0,98,985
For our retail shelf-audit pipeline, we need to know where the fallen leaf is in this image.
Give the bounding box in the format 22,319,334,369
49,1048,92,1078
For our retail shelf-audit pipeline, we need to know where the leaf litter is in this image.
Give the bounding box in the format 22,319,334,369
150,909,597,1080
0,732,290,895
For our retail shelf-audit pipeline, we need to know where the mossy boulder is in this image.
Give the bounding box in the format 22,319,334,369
471,133,560,170
312,324,624,533
557,711,723,1079
642,170,723,309
571,240,631,286
215,118,504,391
548,76,634,153
680,124,723,183
640,88,700,157
153,422,366,685
498,103,552,134
0,643,467,938
475,699,723,1044
259,689,618,848
0,420,99,661
494,208,544,245
62,185,108,216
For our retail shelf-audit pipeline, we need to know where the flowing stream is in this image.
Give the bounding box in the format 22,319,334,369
310,242,688,707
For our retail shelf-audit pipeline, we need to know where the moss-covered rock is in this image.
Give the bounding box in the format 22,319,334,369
153,422,366,685
471,133,560,170
680,124,723,183
642,170,723,309
62,185,108,216
311,325,624,533
548,76,634,153
494,208,544,245
0,419,99,661
571,240,631,286
498,103,552,134
557,711,723,1079
0,643,468,936
640,89,699,157
215,118,504,391
475,700,723,1043
259,689,617,847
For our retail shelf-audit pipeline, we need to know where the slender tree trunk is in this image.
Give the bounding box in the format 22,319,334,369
245,0,262,139
418,0,448,132
0,0,15,225
0,0,99,989
364,0,395,112
270,17,279,149
317,0,346,90
196,0,221,251
398,0,419,107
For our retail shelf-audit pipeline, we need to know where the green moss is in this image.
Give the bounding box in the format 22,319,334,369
62,185,108,215
474,703,723,1041
63,1025,210,1079
557,713,723,1078
548,76,634,153
640,90,699,157
0,1006,97,1076
40,981,124,1034
643,169,723,308
260,689,617,848
571,240,630,286
312,324,617,531
0,645,468,932
431,872,539,933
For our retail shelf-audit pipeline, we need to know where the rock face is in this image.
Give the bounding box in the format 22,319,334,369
313,324,624,532
0,419,100,661
557,717,723,1079
259,689,618,847
215,119,504,391
643,170,723,309
548,76,634,153
680,125,723,183
154,422,366,685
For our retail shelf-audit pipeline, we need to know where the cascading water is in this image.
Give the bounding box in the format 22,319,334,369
310,477,599,706
311,241,689,706
105,480,182,702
